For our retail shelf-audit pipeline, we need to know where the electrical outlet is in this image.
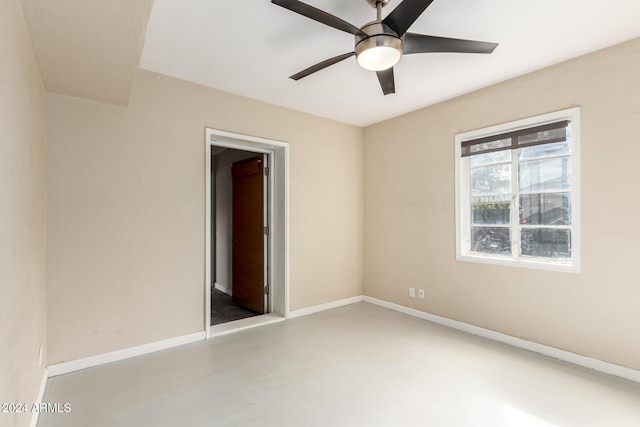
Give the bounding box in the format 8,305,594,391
409,287,415,298
418,289,425,299
38,345,43,366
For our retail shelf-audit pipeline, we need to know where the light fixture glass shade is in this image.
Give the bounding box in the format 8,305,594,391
355,34,403,71
357,46,402,71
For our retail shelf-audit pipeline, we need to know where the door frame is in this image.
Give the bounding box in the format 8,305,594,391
205,128,290,338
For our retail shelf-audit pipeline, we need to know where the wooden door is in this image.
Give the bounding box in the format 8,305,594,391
231,157,265,313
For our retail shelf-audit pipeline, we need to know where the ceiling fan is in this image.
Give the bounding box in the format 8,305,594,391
272,0,499,95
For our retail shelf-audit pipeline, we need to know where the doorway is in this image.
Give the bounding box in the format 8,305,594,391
205,129,289,338
210,150,266,324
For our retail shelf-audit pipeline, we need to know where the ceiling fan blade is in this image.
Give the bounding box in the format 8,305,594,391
382,0,435,37
403,33,498,54
290,52,355,80
272,0,363,36
376,68,395,95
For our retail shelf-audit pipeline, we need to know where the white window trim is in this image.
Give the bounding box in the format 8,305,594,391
455,107,581,273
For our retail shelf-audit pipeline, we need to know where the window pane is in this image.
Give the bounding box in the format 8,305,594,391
520,228,571,259
519,141,570,160
470,150,511,167
471,164,511,195
471,227,511,255
472,196,511,225
520,192,571,225
519,156,570,192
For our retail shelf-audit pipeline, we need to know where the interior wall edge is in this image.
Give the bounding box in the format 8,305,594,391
1,0,47,425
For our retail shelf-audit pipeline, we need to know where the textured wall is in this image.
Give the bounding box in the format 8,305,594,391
0,0,46,425
364,37,640,370
45,70,363,364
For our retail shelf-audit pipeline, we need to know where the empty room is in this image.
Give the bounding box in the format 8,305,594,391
2,0,640,426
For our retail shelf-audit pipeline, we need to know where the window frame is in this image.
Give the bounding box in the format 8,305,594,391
455,108,581,273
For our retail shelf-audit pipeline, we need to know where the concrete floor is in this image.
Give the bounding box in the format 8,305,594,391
39,303,640,426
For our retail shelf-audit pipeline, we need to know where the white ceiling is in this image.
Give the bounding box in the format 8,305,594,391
141,0,640,126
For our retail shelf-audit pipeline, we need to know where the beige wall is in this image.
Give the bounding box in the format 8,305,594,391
0,0,46,425
45,70,363,364
364,37,640,370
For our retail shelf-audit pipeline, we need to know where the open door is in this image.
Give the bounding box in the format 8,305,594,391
231,156,266,313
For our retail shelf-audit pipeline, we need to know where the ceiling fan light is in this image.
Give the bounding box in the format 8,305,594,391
357,46,401,71
355,34,402,71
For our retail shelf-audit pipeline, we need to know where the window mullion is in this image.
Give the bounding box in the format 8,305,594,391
511,142,519,259
464,157,472,253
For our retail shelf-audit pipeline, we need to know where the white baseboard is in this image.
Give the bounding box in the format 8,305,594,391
287,295,364,319
214,282,231,296
39,294,640,397
47,331,205,377
364,296,640,384
30,368,48,427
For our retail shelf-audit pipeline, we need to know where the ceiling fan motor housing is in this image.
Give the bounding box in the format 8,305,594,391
355,22,403,71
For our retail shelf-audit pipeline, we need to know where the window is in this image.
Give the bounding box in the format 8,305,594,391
455,108,580,272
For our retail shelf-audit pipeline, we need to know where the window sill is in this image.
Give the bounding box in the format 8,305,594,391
456,253,580,274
